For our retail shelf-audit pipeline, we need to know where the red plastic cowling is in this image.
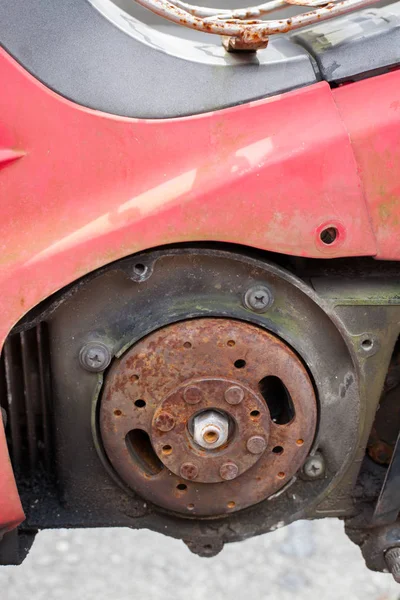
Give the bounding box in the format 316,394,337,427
1,48,400,533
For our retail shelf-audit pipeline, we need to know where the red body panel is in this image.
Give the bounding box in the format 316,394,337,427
0,48,399,532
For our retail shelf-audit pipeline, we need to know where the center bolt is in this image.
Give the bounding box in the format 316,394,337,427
193,410,229,450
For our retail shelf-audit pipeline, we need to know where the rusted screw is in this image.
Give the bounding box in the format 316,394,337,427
79,342,111,372
385,547,400,583
243,285,273,313
246,436,267,455
154,412,175,432
180,462,199,480
303,453,325,479
183,386,203,405
220,462,239,480
224,386,244,405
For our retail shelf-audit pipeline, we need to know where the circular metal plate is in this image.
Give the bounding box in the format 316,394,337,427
99,318,317,516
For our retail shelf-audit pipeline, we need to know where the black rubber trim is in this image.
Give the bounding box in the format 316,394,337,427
292,3,400,83
0,0,317,119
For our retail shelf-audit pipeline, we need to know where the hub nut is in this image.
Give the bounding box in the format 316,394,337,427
193,410,229,450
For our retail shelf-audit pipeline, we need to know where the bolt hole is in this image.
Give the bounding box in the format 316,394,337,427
234,359,246,369
204,431,219,444
162,445,172,455
187,504,195,510
131,374,139,382
183,342,192,349
227,340,236,347
296,439,304,446
204,544,212,550
227,501,236,509
277,471,285,479
362,339,373,351
134,399,146,408
133,263,147,275
320,226,338,245
250,410,260,419
177,483,187,491
114,409,122,416
272,446,284,454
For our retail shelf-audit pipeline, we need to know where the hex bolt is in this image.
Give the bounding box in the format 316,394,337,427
243,285,273,313
220,463,239,481
154,412,175,432
303,453,325,479
246,436,267,455
193,410,229,450
180,462,199,480
224,386,244,405
385,548,400,583
183,385,203,405
79,342,111,373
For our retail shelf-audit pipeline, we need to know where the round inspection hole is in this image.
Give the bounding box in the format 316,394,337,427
183,342,192,349
133,263,147,275
114,409,122,416
320,226,338,245
361,339,373,351
296,439,304,446
162,445,172,456
234,359,246,369
272,446,284,455
134,399,146,408
277,471,286,479
131,374,139,382
227,340,236,347
187,504,195,511
227,501,236,509
250,410,260,419
177,483,187,491
204,431,218,444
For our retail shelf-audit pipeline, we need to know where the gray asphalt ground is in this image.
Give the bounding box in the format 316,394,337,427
1,519,400,600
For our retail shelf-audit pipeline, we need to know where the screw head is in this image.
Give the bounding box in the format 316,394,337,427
180,462,199,480
79,342,111,372
303,453,325,479
243,285,273,313
183,386,203,405
220,462,239,480
246,436,267,455
224,386,244,405
154,412,175,432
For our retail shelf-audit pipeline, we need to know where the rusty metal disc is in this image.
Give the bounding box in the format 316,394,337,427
99,318,317,517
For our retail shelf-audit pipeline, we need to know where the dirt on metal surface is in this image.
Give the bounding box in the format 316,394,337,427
100,318,317,517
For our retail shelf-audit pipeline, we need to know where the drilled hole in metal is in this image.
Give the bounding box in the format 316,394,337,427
272,446,284,454
204,544,212,550
131,374,139,382
296,439,304,446
114,409,122,416
187,503,195,510
204,431,218,444
125,429,163,476
234,359,246,369
162,444,173,455
177,483,187,491
183,342,192,349
258,375,294,424
277,471,286,479
227,501,236,509
362,339,373,351
320,227,338,245
250,410,260,419
134,399,146,408
134,263,146,275
227,340,236,347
